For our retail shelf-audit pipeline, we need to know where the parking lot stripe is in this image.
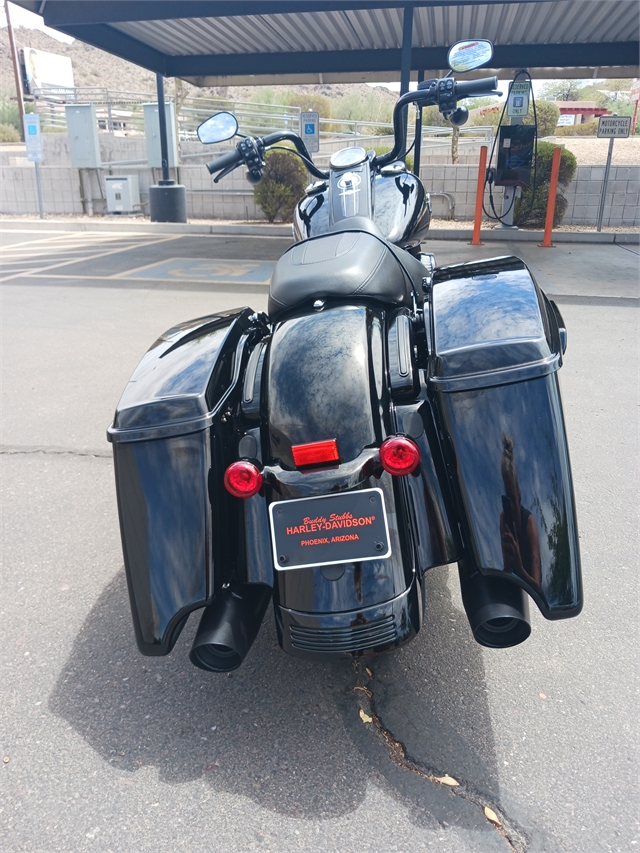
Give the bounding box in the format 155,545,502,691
0,235,181,283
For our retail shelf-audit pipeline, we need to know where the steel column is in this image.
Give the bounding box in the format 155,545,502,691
156,72,170,183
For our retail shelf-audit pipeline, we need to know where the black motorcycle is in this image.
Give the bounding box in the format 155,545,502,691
108,40,582,673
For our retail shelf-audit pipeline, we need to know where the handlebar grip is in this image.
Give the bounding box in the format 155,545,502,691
455,76,499,98
205,149,241,175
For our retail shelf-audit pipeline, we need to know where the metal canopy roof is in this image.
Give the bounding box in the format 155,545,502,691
14,1,640,83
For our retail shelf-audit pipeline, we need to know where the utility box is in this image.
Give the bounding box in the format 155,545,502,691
105,175,141,214
65,104,101,169
143,102,178,168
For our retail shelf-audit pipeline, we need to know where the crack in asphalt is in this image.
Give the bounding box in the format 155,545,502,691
351,662,528,853
0,445,111,458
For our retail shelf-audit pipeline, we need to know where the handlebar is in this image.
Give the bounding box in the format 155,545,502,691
377,75,500,167
205,73,499,180
205,148,242,175
455,76,499,98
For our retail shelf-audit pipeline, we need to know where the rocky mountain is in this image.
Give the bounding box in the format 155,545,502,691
1,27,397,112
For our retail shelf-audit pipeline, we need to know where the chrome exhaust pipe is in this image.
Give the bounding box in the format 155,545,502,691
189,584,272,672
458,562,531,649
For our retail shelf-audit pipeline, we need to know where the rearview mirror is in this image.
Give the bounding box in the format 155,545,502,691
197,112,238,144
447,40,493,73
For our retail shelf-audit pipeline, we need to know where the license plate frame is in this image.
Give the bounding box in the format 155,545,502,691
269,487,391,571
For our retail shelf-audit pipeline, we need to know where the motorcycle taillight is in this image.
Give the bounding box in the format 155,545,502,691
224,461,263,498
292,439,339,468
379,436,420,475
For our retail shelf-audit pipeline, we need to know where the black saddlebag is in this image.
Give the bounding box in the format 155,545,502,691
107,308,259,655
428,257,582,619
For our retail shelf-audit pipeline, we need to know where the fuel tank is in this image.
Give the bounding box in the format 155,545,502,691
293,169,430,247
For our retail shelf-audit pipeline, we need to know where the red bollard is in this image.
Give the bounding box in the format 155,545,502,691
469,145,488,246
539,146,562,248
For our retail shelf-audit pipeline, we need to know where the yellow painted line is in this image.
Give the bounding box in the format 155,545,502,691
0,235,182,283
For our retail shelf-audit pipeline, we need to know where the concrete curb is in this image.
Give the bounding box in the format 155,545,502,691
0,218,637,244
0,219,293,238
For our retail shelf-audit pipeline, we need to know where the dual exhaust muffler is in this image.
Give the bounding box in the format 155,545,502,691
187,565,530,674
189,583,272,672
458,561,531,648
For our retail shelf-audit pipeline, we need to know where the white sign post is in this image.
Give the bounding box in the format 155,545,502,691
23,113,44,219
596,115,631,231
300,111,320,154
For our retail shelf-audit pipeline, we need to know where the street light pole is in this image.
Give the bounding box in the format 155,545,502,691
4,0,26,141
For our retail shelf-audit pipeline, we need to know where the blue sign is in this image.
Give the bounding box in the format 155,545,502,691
23,114,44,162
300,110,320,153
513,96,524,108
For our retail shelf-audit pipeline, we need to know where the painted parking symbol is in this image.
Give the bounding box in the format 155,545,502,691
122,257,275,283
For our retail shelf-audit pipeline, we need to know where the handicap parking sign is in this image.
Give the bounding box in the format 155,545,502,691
513,96,524,108
300,110,320,153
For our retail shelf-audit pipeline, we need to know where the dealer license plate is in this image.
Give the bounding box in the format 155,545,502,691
269,488,391,570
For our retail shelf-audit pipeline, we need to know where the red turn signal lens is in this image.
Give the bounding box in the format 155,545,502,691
292,439,339,468
379,436,420,476
224,461,263,498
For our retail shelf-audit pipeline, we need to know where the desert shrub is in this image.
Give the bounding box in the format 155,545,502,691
253,149,307,222
0,99,34,132
515,141,577,228
420,105,446,128
554,121,598,136
0,123,20,142
285,92,332,119
371,146,414,173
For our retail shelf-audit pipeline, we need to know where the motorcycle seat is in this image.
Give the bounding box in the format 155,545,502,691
268,217,425,319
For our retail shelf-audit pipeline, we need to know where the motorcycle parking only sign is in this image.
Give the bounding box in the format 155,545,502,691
300,110,320,153
507,81,530,118
597,116,631,138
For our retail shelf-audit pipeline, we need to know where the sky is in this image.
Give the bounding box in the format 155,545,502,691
0,2,74,42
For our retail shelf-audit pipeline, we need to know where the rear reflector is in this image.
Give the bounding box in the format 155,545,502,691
292,439,339,468
224,461,263,498
379,436,420,475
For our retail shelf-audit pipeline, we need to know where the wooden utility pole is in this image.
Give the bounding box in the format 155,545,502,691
4,0,26,140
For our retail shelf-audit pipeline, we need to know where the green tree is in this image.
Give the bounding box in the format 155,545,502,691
538,80,587,101
523,100,560,138
515,141,577,228
253,149,307,222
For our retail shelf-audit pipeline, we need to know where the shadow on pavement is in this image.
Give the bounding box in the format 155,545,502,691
50,565,499,830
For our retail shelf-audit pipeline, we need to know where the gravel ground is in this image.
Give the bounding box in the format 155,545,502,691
542,136,640,165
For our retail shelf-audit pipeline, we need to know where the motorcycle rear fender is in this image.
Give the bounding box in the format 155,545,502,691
263,303,458,618
108,307,268,655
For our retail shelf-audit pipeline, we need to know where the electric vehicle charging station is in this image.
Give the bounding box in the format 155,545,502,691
495,77,535,228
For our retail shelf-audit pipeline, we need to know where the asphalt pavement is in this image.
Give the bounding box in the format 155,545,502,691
1,226,638,853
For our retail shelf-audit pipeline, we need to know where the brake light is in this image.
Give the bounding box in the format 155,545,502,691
292,439,339,468
224,461,263,498
379,436,420,475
